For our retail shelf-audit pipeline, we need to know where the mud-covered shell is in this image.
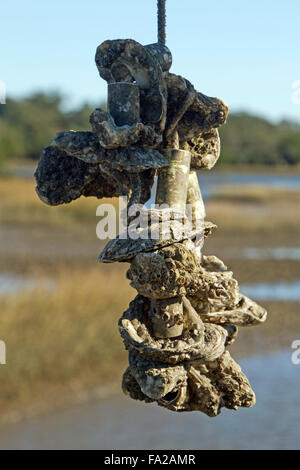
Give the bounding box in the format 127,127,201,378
127,243,200,299
34,146,121,206
52,130,169,171
95,39,167,132
35,145,157,207
183,129,221,170
199,294,267,326
122,350,256,416
187,256,241,315
99,215,203,263
118,295,230,365
165,73,228,144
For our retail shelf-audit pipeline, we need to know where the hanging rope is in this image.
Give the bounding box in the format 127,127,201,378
157,0,166,45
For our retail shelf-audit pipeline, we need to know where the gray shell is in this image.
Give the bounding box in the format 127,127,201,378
52,130,169,171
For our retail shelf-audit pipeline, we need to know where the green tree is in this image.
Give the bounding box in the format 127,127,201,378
0,94,299,167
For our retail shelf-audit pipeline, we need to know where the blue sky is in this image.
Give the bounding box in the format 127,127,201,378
1,0,300,122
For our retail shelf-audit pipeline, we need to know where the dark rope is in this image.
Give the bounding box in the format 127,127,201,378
157,0,166,45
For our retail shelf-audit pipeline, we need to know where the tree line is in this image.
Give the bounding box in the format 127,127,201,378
0,92,299,167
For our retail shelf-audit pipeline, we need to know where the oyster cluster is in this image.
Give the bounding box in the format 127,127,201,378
121,253,266,416
35,37,267,417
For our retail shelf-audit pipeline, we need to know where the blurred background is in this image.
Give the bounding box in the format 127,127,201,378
0,0,299,450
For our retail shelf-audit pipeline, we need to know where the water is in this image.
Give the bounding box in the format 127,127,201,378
241,280,300,302
10,165,36,179
1,271,298,302
14,164,300,195
0,274,55,297
0,350,298,450
14,165,300,197
217,246,300,261
197,171,300,198
241,247,300,260
0,274,37,296
145,172,300,207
